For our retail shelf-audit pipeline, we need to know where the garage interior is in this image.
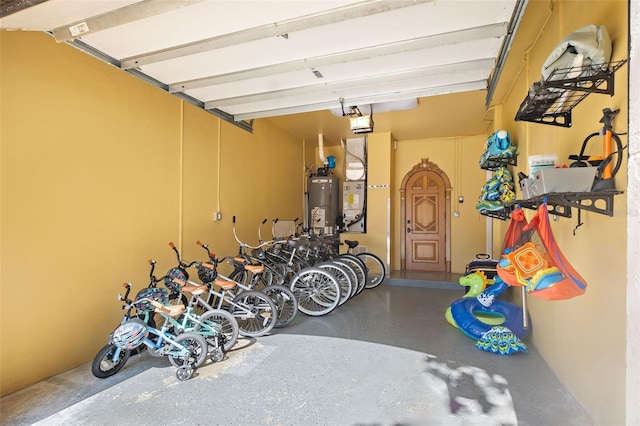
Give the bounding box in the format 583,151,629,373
1,1,638,425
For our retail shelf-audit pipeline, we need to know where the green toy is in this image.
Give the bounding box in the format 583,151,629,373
445,272,504,328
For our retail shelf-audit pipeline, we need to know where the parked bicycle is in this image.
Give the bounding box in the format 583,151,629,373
91,281,208,381
198,239,298,329
167,242,278,338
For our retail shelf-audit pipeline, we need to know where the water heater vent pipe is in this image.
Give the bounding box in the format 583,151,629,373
318,133,327,165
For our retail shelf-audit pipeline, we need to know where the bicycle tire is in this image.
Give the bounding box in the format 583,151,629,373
357,252,387,289
262,284,298,328
289,267,341,316
228,269,249,286
317,262,353,306
91,344,130,378
230,290,277,337
332,259,358,301
195,309,239,352
337,254,367,296
257,267,275,287
168,332,208,369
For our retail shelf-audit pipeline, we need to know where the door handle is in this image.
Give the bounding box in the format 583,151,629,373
407,227,411,233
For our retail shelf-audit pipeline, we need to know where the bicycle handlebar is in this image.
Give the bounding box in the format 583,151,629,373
232,215,274,250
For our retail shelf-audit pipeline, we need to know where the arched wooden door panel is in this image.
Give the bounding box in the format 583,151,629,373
400,159,452,272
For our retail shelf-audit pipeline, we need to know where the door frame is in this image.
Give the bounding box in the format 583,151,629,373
400,158,452,272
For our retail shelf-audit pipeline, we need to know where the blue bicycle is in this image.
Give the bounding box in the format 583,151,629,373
91,281,208,381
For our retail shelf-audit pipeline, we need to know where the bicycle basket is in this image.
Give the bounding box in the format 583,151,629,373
111,318,148,350
164,267,188,293
197,262,217,283
134,287,168,313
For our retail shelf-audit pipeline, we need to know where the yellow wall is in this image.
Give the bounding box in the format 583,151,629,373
495,1,628,423
0,3,631,421
0,31,302,395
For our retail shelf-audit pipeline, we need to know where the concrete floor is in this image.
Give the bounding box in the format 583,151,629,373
1,274,592,426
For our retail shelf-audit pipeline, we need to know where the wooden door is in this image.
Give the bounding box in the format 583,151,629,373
405,170,446,271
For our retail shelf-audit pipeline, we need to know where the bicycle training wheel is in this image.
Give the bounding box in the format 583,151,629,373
168,332,208,369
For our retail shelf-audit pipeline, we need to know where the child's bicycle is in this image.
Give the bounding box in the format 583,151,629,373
91,281,208,381
168,242,278,337
198,240,298,329
144,259,236,361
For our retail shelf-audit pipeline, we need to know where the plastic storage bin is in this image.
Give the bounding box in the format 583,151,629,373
531,167,597,195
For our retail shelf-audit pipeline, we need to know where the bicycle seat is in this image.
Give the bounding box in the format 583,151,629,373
288,239,309,250
244,264,264,274
214,278,236,291
182,284,207,296
170,277,186,287
152,301,185,317
309,240,323,250
344,240,359,249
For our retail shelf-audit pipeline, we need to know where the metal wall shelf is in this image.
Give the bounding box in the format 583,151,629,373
479,190,623,220
480,154,518,171
514,59,627,127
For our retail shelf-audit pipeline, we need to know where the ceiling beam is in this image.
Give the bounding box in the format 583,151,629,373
230,80,488,121
170,22,507,92
52,0,204,42
204,58,496,109
0,0,48,19
121,0,434,70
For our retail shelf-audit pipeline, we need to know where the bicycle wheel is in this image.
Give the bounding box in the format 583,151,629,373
289,267,341,316
267,262,288,285
337,254,367,296
317,262,353,306
195,309,239,352
262,284,298,328
332,259,358,301
168,332,208,369
91,344,130,378
230,290,277,337
256,268,274,287
357,252,387,289
228,268,249,286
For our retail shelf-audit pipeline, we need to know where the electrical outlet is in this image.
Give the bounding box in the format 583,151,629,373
215,212,222,221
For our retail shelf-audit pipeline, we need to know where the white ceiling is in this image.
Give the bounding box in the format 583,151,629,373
1,0,526,142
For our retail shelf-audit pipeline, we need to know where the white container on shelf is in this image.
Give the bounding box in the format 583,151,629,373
528,154,558,175
531,167,597,195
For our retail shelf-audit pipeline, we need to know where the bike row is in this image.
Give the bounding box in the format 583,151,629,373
92,219,386,381
229,217,386,317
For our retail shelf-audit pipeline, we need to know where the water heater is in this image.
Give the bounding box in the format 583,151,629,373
308,176,339,235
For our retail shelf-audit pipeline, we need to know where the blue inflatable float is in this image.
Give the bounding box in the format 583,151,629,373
447,275,531,354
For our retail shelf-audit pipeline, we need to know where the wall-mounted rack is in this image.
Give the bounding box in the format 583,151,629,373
479,190,623,220
514,59,627,127
480,154,518,171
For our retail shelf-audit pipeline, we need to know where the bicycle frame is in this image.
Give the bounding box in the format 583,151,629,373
108,297,204,370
